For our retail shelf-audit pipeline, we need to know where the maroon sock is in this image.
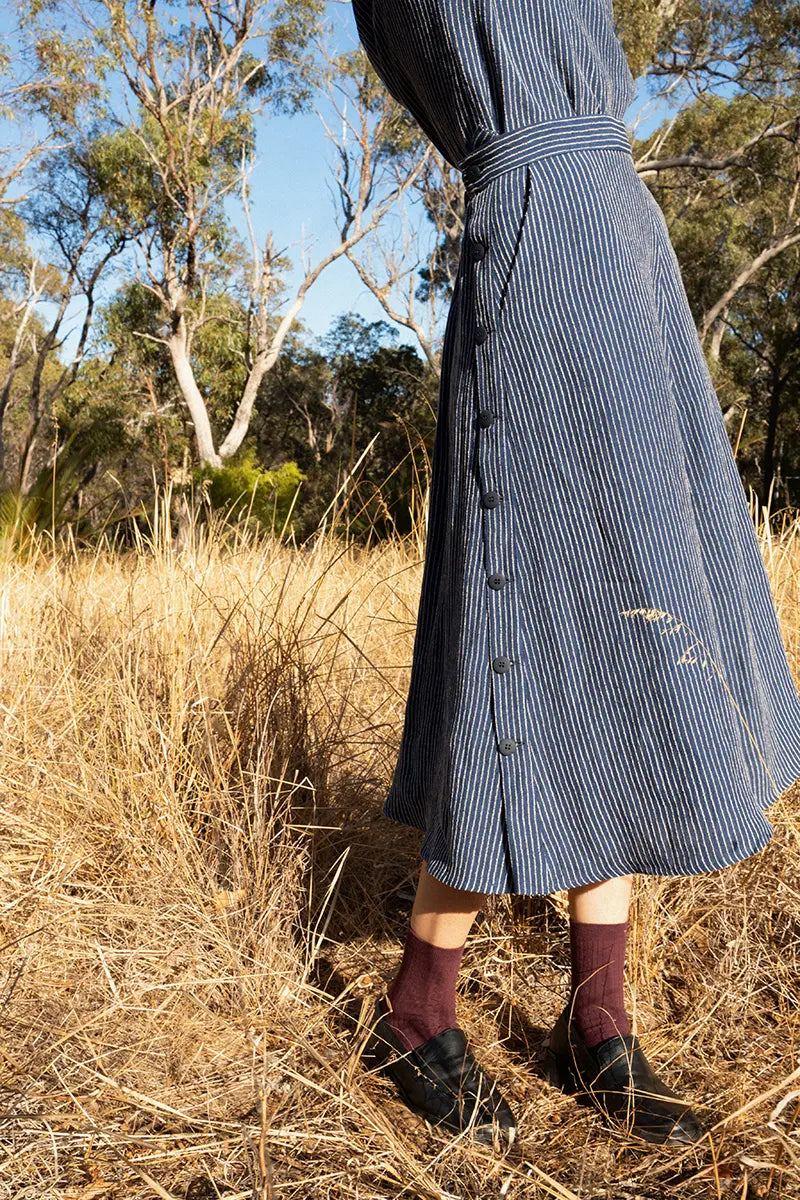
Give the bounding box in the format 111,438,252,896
568,919,632,1048
384,926,465,1052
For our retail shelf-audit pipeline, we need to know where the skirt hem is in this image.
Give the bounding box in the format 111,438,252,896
382,793,781,895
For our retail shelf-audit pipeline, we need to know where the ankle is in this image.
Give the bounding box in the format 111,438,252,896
568,918,631,1048
384,926,466,1051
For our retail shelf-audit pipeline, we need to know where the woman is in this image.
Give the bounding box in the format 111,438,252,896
351,0,800,1146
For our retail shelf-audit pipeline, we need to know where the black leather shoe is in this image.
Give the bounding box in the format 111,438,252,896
544,1005,705,1145
365,996,517,1146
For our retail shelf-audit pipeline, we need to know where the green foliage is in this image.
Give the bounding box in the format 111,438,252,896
634,82,800,504
0,209,36,296
615,0,800,84
195,448,304,535
0,298,64,458
252,314,437,539
4,0,800,529
97,279,280,436
56,360,139,462
265,0,327,112
87,123,237,279
26,29,103,126
0,430,95,553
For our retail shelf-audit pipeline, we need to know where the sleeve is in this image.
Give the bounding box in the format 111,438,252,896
350,0,417,115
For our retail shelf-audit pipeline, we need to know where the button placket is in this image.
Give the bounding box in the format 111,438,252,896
469,194,526,822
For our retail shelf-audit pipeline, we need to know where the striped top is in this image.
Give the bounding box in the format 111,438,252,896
352,0,636,168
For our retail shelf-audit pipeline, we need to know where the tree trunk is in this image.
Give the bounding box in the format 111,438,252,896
761,359,782,505
167,318,222,468
217,354,268,460
18,414,42,495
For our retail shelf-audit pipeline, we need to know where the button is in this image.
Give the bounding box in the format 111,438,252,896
482,489,502,509
471,239,487,261
477,408,495,428
475,324,490,344
498,738,517,756
487,572,507,589
492,656,512,674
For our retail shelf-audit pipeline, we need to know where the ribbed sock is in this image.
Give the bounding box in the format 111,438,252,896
384,926,466,1052
568,918,632,1048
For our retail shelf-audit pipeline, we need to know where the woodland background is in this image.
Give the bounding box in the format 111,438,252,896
1,2,800,1199
0,0,799,544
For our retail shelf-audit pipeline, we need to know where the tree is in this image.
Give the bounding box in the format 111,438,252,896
0,8,112,484
621,0,800,501
330,66,457,373
346,0,800,503
251,314,437,538
12,142,127,488
20,0,431,467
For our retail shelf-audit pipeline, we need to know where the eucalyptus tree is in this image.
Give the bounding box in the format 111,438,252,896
0,12,109,484
18,0,428,468
10,143,128,489
621,0,800,500
331,62,458,374
357,0,800,343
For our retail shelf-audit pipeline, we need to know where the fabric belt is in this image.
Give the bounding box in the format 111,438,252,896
459,113,632,196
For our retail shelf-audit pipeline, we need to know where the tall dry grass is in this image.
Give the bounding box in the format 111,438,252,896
0,489,799,1199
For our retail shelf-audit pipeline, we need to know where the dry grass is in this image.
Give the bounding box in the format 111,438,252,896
0,494,799,1200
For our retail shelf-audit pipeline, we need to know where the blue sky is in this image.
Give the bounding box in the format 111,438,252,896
248,1,395,344
1,1,669,359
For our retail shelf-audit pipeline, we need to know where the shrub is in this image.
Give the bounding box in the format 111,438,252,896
196,449,304,534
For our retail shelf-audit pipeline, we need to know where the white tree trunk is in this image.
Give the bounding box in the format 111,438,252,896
217,296,305,460
217,353,270,461
167,320,221,468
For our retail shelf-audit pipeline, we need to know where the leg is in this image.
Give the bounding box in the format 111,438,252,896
410,860,485,947
372,861,517,1143
568,873,633,925
384,861,484,1049
546,873,704,1145
567,874,634,1046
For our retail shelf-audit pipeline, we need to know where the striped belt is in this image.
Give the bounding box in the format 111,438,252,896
459,113,632,197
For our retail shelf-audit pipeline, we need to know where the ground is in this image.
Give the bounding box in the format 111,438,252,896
0,505,798,1199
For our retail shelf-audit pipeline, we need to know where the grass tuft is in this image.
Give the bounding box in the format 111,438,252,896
0,493,798,1197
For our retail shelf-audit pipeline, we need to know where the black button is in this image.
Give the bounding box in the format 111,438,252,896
471,240,487,261
475,324,490,344
498,738,517,756
492,656,512,674
487,572,506,589
482,489,502,509
477,408,495,428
